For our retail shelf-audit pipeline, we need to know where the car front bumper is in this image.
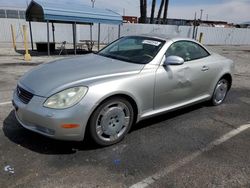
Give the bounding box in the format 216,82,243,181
12,89,91,141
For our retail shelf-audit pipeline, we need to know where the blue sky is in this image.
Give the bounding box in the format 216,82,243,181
1,0,250,23
167,0,222,5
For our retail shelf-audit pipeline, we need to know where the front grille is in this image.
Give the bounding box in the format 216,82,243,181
16,85,34,104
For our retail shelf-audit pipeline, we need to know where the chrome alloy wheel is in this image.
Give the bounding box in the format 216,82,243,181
213,79,229,105
95,101,132,143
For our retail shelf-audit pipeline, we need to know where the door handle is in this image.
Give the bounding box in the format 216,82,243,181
201,66,209,71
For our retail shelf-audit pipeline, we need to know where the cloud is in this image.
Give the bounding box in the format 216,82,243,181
98,0,250,23
94,0,140,16
167,0,250,23
93,0,250,23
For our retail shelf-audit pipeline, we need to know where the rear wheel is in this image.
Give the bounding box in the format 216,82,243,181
210,78,229,106
89,97,134,146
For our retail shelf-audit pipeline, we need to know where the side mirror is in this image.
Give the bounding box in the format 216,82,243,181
164,55,184,66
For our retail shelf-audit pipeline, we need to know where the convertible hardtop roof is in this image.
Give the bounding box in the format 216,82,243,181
138,33,174,41
123,34,211,54
125,34,192,42
126,34,207,44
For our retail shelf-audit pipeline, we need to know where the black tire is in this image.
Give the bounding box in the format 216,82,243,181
89,97,134,146
210,78,229,106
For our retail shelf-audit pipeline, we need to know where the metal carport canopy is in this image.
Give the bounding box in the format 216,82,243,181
26,0,123,24
26,0,122,55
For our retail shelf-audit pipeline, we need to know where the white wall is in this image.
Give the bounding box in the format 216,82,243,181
0,18,120,45
120,23,250,45
197,27,250,45
1,18,250,45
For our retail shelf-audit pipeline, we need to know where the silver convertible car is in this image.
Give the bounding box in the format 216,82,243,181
12,35,234,146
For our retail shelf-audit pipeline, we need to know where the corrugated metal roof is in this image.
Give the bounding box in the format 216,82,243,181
26,0,122,25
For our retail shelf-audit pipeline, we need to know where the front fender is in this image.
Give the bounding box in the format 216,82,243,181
82,68,156,123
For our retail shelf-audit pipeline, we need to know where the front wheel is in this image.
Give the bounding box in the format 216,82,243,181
89,97,134,146
210,78,229,106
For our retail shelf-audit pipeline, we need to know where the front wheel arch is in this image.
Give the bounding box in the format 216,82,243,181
93,94,138,124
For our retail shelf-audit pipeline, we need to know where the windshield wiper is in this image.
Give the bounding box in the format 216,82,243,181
98,53,140,64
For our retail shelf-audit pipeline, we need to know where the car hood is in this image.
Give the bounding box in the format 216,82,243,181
19,54,144,97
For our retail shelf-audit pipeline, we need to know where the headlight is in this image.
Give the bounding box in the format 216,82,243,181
44,86,88,109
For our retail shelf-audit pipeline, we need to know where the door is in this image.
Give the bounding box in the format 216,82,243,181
154,40,213,110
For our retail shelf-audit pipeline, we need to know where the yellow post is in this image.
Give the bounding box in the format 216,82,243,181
199,32,204,43
23,25,31,61
10,24,16,51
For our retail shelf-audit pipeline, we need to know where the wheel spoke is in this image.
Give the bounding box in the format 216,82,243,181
96,126,103,136
124,116,130,126
100,106,108,116
110,134,119,141
117,102,125,110
222,84,227,91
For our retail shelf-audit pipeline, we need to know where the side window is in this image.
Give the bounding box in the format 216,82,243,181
166,42,188,60
166,41,210,61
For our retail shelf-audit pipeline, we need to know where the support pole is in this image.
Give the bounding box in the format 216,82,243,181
52,22,55,43
108,26,110,44
118,24,121,38
10,24,16,51
90,24,93,42
47,20,50,56
192,12,197,39
74,22,76,55
195,26,199,40
199,32,204,43
98,23,100,51
72,22,76,55
29,21,34,51
23,25,31,61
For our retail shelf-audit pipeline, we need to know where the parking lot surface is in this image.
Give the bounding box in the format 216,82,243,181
0,46,250,188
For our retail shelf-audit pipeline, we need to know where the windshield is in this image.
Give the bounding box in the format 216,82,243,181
97,36,165,64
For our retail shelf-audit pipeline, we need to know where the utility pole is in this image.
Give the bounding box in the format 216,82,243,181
206,14,208,21
200,9,204,20
192,12,197,39
91,0,95,8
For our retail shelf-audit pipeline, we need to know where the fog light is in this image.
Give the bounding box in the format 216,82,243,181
61,124,80,129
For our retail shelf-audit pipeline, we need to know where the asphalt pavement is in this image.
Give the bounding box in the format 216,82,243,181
0,46,249,188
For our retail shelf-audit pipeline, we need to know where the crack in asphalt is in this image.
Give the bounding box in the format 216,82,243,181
210,117,238,129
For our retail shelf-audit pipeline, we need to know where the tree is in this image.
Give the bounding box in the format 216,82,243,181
140,0,169,24
156,0,164,24
162,0,169,24
140,0,147,23
150,0,156,24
